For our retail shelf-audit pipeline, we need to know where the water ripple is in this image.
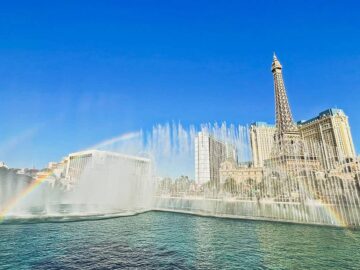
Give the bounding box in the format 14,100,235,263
0,212,359,270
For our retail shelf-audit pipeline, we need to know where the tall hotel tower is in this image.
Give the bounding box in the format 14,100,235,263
250,122,276,167
195,132,237,185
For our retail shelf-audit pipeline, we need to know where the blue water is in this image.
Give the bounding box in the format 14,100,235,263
0,211,359,270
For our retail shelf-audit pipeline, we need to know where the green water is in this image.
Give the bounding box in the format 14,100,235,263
0,211,359,269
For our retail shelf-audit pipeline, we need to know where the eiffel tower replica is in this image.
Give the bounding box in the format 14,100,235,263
264,54,320,174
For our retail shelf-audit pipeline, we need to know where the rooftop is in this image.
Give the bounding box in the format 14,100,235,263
68,149,151,163
297,108,345,125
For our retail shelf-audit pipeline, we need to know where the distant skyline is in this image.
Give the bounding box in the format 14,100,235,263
0,1,359,168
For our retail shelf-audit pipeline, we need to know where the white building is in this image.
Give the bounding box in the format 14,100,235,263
62,150,151,189
195,132,237,185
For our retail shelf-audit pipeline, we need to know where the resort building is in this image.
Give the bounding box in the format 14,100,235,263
298,108,356,169
250,122,276,167
248,55,356,174
196,54,358,195
195,132,236,185
62,150,151,189
249,109,356,172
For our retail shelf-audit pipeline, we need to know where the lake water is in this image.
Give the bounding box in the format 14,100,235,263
0,211,359,269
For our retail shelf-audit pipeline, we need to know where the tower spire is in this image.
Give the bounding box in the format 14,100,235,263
272,54,297,135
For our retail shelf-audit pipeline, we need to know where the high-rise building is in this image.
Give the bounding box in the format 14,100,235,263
298,108,356,169
195,132,236,185
250,122,276,167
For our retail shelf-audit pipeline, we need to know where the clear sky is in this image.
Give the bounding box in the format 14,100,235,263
0,0,359,168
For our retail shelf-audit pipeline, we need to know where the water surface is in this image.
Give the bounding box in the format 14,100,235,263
0,211,359,269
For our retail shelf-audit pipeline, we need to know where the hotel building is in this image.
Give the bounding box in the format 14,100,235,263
62,150,151,189
249,108,356,171
202,54,357,187
298,108,356,169
250,122,276,167
195,131,236,185
249,55,356,172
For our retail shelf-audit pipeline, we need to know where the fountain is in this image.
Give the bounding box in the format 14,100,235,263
1,121,359,227
148,123,360,228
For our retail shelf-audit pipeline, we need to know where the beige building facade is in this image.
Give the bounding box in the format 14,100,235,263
249,109,355,171
219,159,263,184
298,108,356,169
250,122,276,167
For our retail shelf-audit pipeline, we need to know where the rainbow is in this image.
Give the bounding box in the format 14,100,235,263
297,180,348,227
0,170,54,222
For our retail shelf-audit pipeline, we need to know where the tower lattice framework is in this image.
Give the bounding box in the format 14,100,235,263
267,54,321,174
271,53,298,136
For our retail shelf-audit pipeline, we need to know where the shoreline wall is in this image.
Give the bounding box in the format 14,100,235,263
154,196,360,227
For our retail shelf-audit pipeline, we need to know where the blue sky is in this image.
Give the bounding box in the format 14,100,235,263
0,0,359,168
